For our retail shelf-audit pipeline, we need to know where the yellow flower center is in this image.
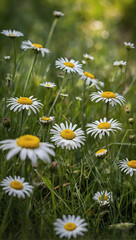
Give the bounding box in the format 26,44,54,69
8,33,15,37
41,117,51,121
33,43,43,48
99,195,108,201
84,72,95,79
101,91,116,98
64,62,75,68
10,180,23,190
61,129,75,140
127,160,136,169
64,222,77,231
17,135,40,148
17,97,32,105
46,84,51,87
96,149,106,154
98,122,111,129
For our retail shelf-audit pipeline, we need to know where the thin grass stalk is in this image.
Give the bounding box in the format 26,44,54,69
12,38,17,80
46,18,58,48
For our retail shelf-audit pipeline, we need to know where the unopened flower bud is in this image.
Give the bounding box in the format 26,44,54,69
3,118,10,128
129,135,135,142
128,118,134,125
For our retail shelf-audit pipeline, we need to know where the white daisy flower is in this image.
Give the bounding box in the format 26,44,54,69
4,56,10,60
95,149,107,158
80,71,95,81
93,190,113,206
55,57,83,74
39,116,55,125
87,79,104,90
1,29,24,38
118,158,136,177
124,42,135,50
86,117,122,139
53,10,64,18
75,97,82,101
54,215,88,239
21,40,50,57
0,134,55,165
7,96,43,116
40,82,56,88
50,121,86,150
90,90,125,107
113,60,127,67
0,176,33,199
60,93,68,97
83,54,94,61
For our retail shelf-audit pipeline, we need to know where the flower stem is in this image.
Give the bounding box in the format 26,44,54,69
46,18,58,48
12,38,17,80
106,102,109,120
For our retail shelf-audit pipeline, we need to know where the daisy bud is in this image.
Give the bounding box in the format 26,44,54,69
126,105,130,114
3,118,10,128
128,118,134,125
129,135,135,142
53,10,64,18
6,73,12,87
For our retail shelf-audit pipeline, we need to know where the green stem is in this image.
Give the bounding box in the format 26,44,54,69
51,174,56,218
20,109,25,135
23,53,37,96
12,38,17,79
82,80,86,130
46,18,58,48
106,102,109,120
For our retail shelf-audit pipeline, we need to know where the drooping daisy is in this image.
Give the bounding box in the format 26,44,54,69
0,135,55,165
124,42,135,50
40,82,56,88
118,158,136,177
87,78,104,90
21,40,50,57
1,29,24,38
93,190,113,206
83,54,94,61
113,60,127,67
86,117,122,139
7,96,43,116
75,97,82,101
50,121,86,150
39,116,54,125
0,176,33,199
80,71,95,81
55,57,83,74
53,10,64,18
54,215,88,239
90,91,125,107
95,149,107,158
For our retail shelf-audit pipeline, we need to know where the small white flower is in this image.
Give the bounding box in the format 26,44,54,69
1,29,24,38
124,42,135,50
7,96,43,116
83,54,94,61
113,60,127,67
60,93,68,97
118,158,136,177
21,40,50,57
0,176,33,199
75,97,82,101
39,116,54,125
86,117,122,139
93,190,113,206
54,215,88,239
4,56,10,60
90,91,125,107
55,57,83,74
0,135,55,165
95,149,107,158
40,82,56,88
50,121,86,150
87,79,104,90
53,10,64,18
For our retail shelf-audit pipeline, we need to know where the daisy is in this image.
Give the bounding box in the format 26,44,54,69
0,176,33,199
40,82,56,88
90,90,125,107
93,190,113,206
95,149,107,158
86,117,122,139
75,97,82,101
83,54,94,61
113,60,127,67
53,10,64,18
118,158,136,177
7,96,43,116
60,93,68,97
21,40,50,57
39,116,54,125
54,215,88,239
124,42,135,50
50,121,86,150
80,71,95,81
87,79,104,90
4,56,10,60
55,57,83,74
1,29,24,38
0,134,55,165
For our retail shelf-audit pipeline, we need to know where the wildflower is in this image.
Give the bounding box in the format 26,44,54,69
39,116,54,125
83,54,94,61
4,56,10,60
118,158,136,177
80,71,95,81
55,57,83,74
53,10,64,18
80,72,104,89
95,149,107,158
54,215,88,239
21,40,50,57
0,176,33,199
124,42,135,50
40,82,56,88
86,117,122,139
90,91,125,107
75,97,82,101
93,190,113,206
109,222,135,230
0,135,55,165
128,118,134,125
3,118,10,129
1,29,24,38
7,96,43,116
113,60,126,67
50,121,86,150
60,93,68,97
